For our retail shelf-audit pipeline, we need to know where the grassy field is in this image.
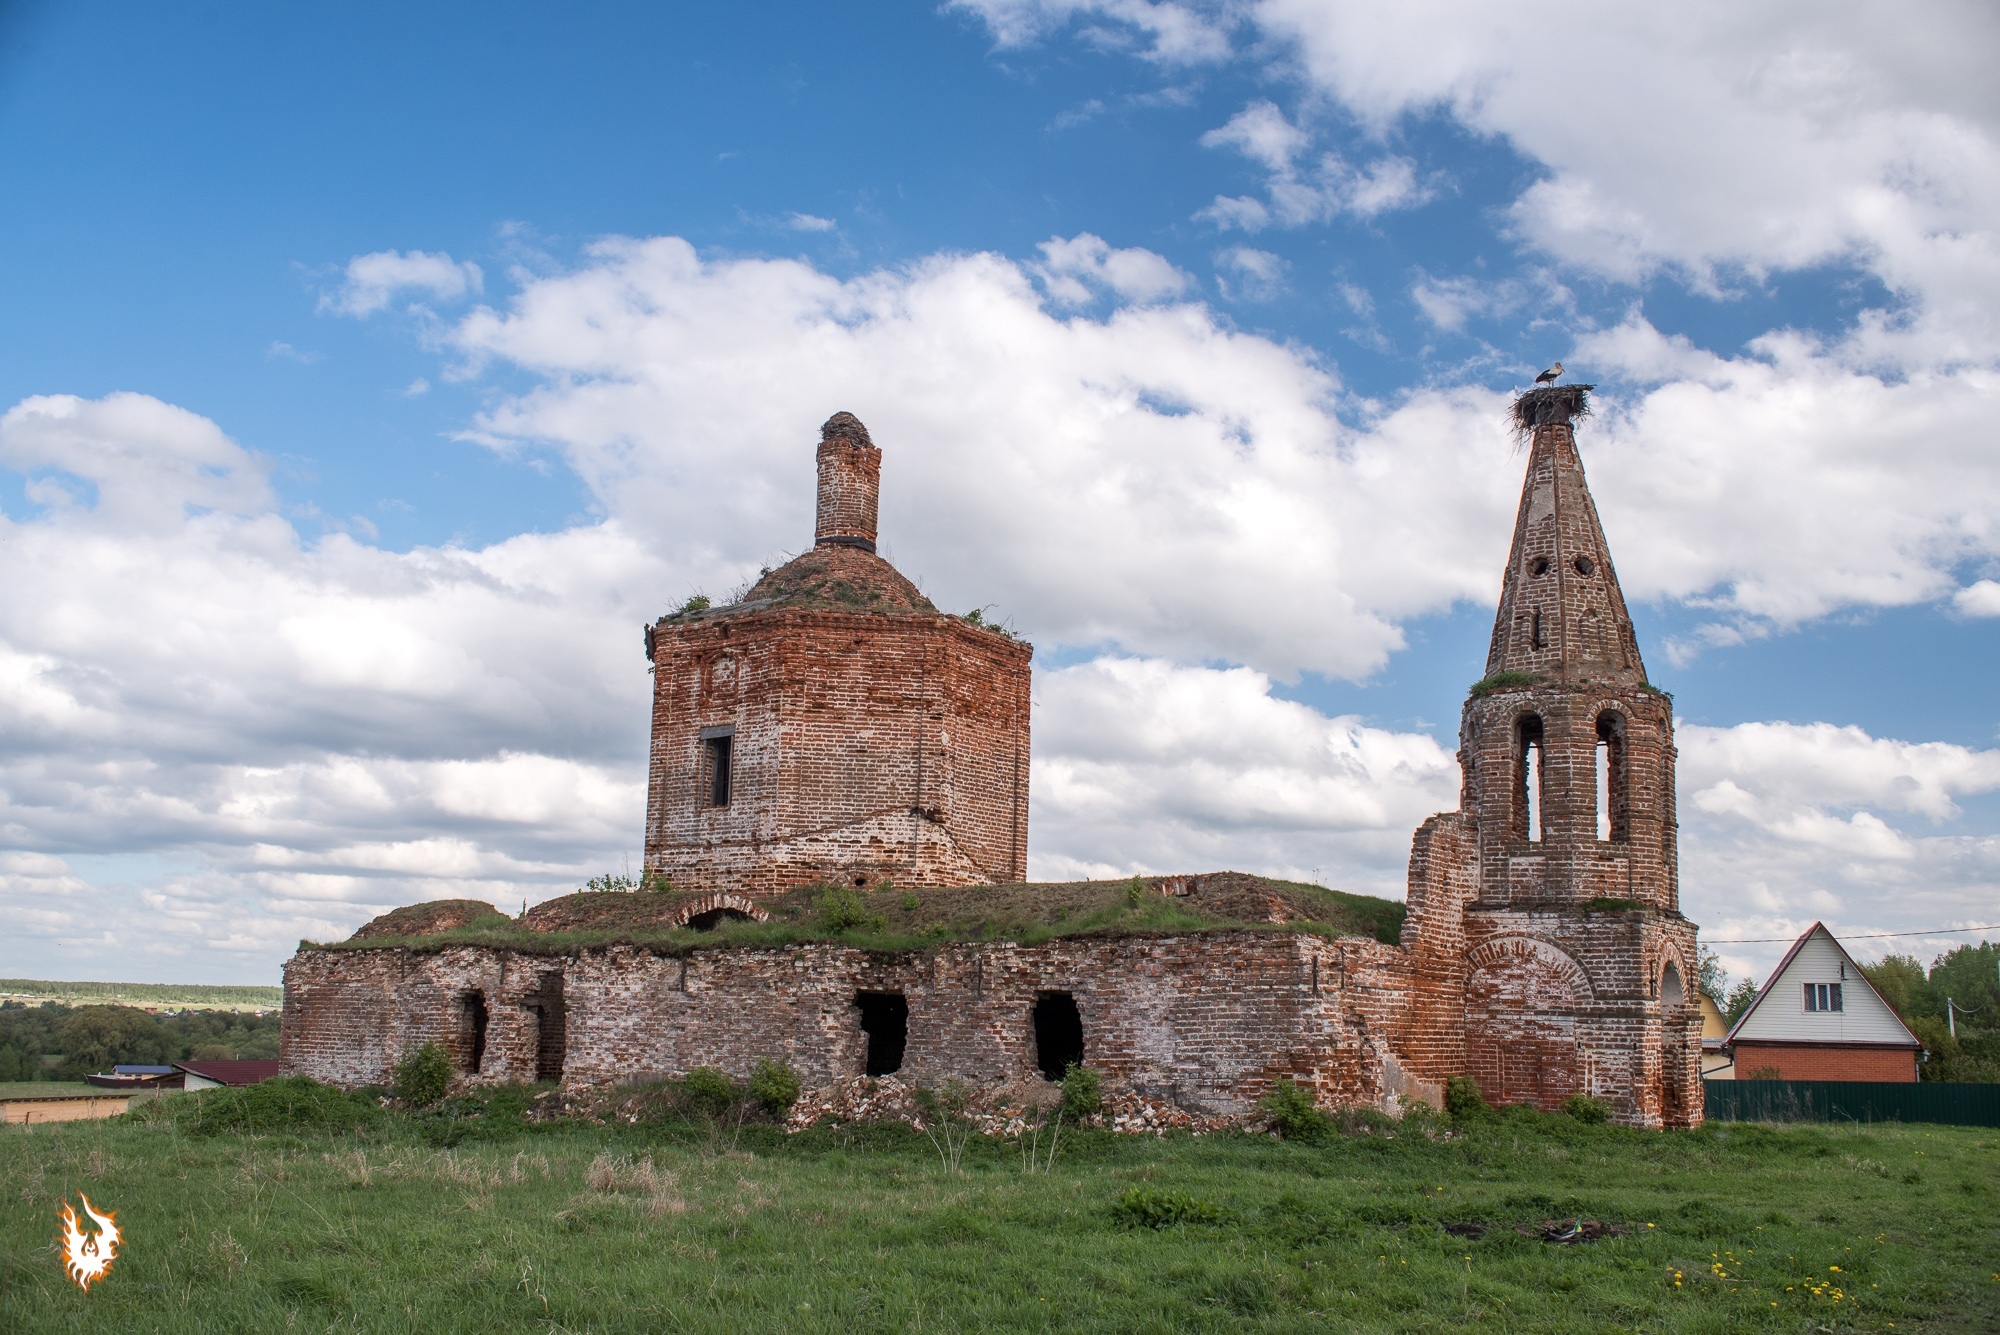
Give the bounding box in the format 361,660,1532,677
0,980,282,1012
1,1091,1994,1333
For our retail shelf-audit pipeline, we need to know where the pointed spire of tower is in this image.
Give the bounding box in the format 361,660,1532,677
1485,386,1646,687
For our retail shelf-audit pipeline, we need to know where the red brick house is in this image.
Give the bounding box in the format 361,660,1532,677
1725,923,1922,1082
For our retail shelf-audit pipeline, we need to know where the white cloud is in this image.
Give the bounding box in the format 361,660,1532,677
0,391,664,975
1031,656,1457,887
0,393,274,532
1214,245,1287,301
1573,317,2000,632
1198,100,1432,230
1955,579,2000,616
786,213,836,232
1676,719,2000,979
1408,273,1529,334
1201,99,1307,173
951,0,1233,64
325,249,484,317
12,228,2000,978
1034,232,1191,305
978,1,2000,364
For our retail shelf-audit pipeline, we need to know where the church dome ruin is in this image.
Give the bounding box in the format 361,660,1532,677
641,412,1032,896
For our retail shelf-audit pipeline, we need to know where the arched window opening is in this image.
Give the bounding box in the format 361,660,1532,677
1516,715,1545,843
854,992,907,1076
684,908,755,931
1660,961,1684,1011
461,991,488,1074
1595,712,1629,842
1032,992,1085,1081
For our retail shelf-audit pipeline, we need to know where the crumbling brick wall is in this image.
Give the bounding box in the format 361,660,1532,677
1395,395,1704,1130
282,931,1422,1117
643,412,1031,897
645,606,1030,895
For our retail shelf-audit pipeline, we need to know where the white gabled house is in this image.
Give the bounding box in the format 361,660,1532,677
1724,923,1923,1083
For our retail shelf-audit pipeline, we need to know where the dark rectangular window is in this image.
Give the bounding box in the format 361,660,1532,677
1804,983,1843,1013
700,725,734,808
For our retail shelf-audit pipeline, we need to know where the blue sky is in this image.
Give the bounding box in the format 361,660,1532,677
1,0,1997,985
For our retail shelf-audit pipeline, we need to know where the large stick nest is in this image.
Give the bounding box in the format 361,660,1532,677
1511,384,1594,436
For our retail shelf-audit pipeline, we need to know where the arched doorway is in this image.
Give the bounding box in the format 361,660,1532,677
1464,937,1589,1111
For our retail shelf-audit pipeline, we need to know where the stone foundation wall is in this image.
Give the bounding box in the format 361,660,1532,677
282,931,1424,1117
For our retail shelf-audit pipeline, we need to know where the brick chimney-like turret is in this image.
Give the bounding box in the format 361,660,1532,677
815,412,880,554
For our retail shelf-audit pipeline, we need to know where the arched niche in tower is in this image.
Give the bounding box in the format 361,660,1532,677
1594,710,1629,843
1514,713,1545,844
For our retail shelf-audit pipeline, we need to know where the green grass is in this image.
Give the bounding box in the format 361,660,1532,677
316,873,1408,957
0,1081,97,1099
2,1097,1994,1332
0,980,281,1011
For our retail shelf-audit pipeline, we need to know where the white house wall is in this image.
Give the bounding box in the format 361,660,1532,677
1734,930,1914,1046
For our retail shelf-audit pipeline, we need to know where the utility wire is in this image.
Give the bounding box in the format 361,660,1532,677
1705,923,2000,944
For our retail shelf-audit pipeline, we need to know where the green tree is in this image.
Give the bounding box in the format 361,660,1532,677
1861,954,1935,1020
0,1044,28,1081
1694,947,1729,1004
1722,977,1760,1025
56,1005,170,1079
1927,941,1998,1027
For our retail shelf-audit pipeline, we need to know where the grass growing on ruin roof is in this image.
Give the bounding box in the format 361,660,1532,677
3,1094,1995,1333
307,874,1408,957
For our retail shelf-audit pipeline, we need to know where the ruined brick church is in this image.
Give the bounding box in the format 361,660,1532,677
282,393,1703,1129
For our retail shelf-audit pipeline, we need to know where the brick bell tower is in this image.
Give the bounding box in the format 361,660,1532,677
1400,385,1702,1128
642,412,1033,898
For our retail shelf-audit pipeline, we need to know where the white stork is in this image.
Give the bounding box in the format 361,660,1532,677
1534,361,1563,387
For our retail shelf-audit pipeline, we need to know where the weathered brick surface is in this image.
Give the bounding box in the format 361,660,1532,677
283,932,1433,1115
285,392,1706,1131
1731,1043,1919,1083
643,414,1031,895
1400,390,1704,1129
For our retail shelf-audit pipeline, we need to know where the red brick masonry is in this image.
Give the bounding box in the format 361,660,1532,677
284,393,1707,1130
1731,1043,1918,1083
282,932,1432,1118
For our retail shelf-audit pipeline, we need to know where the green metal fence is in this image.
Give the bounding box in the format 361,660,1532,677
1704,1079,2000,1127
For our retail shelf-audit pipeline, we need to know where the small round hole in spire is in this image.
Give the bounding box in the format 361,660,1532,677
1531,557,1549,577
1574,555,1596,575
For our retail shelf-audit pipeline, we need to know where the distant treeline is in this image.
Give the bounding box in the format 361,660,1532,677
0,978,281,1008
0,1001,281,1082
1859,941,2000,1083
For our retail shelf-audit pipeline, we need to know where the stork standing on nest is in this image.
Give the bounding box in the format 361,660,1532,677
1534,360,1563,387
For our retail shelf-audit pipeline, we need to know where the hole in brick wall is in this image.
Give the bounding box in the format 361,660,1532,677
1595,711,1628,842
1574,554,1596,575
685,908,755,931
461,991,488,1074
1531,557,1549,577
1531,609,1546,649
1516,715,1545,843
1661,961,1684,1010
528,973,566,1083
703,735,733,807
1032,992,1085,1081
853,875,869,888
854,992,907,1076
